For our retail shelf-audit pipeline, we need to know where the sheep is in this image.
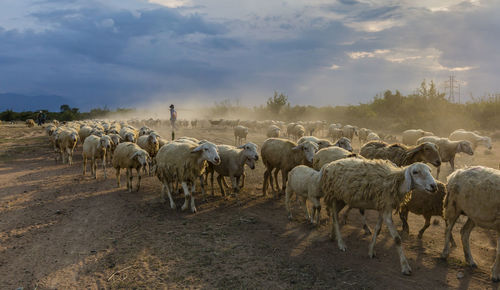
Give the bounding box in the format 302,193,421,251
286,123,297,137
137,134,160,175
285,165,324,224
288,124,305,141
138,126,152,136
342,125,358,141
82,135,112,179
449,129,492,150
261,138,319,198
119,127,137,143
78,125,93,144
333,137,353,152
298,136,332,149
328,127,343,142
321,158,437,275
441,166,500,281
399,181,455,245
358,128,373,144
45,124,57,137
155,141,220,212
56,128,79,165
366,132,381,142
208,143,259,201
402,129,434,145
417,136,474,179
112,142,150,192
26,119,35,127
360,141,441,168
312,146,357,171
266,125,281,138
234,125,249,146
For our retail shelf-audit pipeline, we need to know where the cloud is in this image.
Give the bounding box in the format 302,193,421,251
348,49,390,59
148,0,191,8
328,64,340,70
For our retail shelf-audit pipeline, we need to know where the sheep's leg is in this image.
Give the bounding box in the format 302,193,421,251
190,183,197,213
441,212,460,259
102,157,107,180
417,215,431,239
217,175,226,197
360,209,372,235
460,218,477,267
92,156,97,179
273,168,280,192
115,168,120,187
399,206,410,235
67,148,73,165
125,169,130,191
136,167,141,192
383,211,412,275
222,177,230,189
300,196,310,222
341,206,352,224
263,169,270,196
232,176,240,202
368,213,383,258
436,165,441,180
279,170,288,199
209,171,215,196
310,196,321,225
450,157,455,172
240,172,246,189
492,235,500,281
181,182,192,212
285,186,293,220
82,155,87,175
330,200,347,251
198,175,206,201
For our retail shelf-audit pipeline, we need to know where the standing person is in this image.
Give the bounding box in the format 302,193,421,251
169,104,177,140
36,111,43,126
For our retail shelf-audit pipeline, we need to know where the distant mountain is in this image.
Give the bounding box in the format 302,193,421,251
0,93,74,112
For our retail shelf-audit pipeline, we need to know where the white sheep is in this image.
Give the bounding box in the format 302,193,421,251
137,134,160,175
155,141,220,212
441,166,500,281
234,125,249,146
417,136,474,179
266,125,281,138
358,128,373,144
56,128,79,165
402,129,434,145
321,158,437,275
112,142,150,192
449,129,492,150
119,126,138,143
312,146,357,171
366,132,381,142
26,119,35,127
261,138,318,198
78,125,93,144
209,143,259,201
333,137,353,152
328,127,343,141
285,165,324,224
82,135,112,179
298,136,332,149
342,125,358,141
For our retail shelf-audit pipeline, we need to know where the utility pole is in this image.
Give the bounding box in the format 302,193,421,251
444,75,460,102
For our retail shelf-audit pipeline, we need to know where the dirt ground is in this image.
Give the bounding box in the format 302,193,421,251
0,124,499,289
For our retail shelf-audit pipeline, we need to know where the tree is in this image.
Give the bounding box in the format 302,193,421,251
266,91,289,115
60,104,70,113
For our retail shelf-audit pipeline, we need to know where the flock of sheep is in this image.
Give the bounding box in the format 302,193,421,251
39,118,500,281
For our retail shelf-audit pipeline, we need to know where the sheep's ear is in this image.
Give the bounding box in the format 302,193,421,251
456,142,462,152
291,145,302,151
131,151,139,159
400,167,412,193
237,144,245,149
191,145,203,153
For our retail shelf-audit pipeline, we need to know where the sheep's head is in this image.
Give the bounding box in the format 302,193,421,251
100,136,112,150
409,142,441,167
334,137,353,152
479,137,492,150
401,163,437,193
132,150,149,168
125,132,136,143
238,142,259,169
293,140,318,164
148,134,158,146
71,132,78,143
457,141,474,155
192,142,220,165
317,139,332,149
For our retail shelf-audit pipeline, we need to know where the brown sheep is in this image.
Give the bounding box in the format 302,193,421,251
360,141,441,167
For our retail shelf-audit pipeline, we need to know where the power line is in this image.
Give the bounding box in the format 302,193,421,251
444,75,460,103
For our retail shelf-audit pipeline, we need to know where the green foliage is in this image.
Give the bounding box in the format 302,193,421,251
266,91,289,115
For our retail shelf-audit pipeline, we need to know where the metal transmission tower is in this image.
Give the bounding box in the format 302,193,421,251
444,75,460,103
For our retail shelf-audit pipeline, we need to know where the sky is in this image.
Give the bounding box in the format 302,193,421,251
0,0,498,110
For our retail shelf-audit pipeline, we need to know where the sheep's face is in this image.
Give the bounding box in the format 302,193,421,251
419,142,441,167
125,133,135,143
193,142,220,165
133,151,149,168
479,137,492,150
100,136,112,150
317,140,332,149
335,137,353,152
149,134,158,146
293,141,318,163
402,163,437,193
458,141,474,155
239,143,259,168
